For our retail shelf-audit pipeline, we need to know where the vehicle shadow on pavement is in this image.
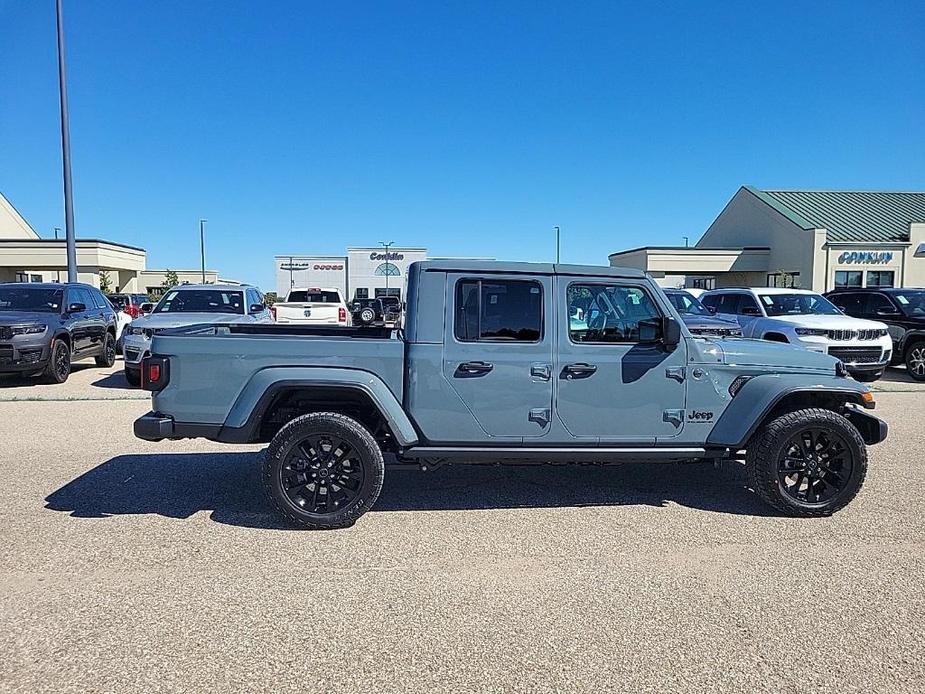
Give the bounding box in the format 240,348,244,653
90,371,132,389
45,451,774,529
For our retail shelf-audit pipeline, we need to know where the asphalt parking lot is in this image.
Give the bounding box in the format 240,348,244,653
1,364,924,693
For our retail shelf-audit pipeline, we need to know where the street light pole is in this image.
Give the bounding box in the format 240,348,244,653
54,227,62,282
379,240,394,296
554,226,560,263
199,219,207,283
55,0,78,283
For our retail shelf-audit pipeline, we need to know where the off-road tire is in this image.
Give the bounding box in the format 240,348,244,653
42,339,71,384
905,340,925,381
746,407,867,517
95,332,117,367
852,370,883,383
124,368,141,387
358,307,376,325
263,412,385,529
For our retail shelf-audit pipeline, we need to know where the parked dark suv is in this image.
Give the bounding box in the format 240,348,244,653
350,297,402,326
0,282,118,383
825,288,925,381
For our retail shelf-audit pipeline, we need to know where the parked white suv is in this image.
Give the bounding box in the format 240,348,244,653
272,287,350,326
701,288,892,381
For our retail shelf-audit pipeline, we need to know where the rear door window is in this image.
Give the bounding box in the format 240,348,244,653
454,279,543,342
288,290,341,303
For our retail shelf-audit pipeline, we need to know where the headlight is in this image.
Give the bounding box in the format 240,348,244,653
126,325,145,336
878,329,888,337
10,324,47,336
795,328,828,336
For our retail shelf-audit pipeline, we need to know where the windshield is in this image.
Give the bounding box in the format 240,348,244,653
666,291,711,316
153,289,245,314
893,290,925,317
0,287,63,313
759,293,841,316
287,290,341,303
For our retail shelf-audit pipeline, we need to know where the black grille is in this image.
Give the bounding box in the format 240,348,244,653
0,345,12,363
0,327,11,340
828,347,884,364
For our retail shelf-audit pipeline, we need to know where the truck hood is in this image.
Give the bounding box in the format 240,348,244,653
713,338,839,372
0,312,56,327
764,313,887,330
131,313,247,329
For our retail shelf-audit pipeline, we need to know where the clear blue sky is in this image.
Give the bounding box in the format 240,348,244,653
2,1,923,290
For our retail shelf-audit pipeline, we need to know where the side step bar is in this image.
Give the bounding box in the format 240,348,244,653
400,446,709,462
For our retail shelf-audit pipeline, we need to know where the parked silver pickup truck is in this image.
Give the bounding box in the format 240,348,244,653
135,261,886,529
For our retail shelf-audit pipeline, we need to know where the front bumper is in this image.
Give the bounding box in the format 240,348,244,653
844,405,889,445
122,334,151,366
0,338,51,373
795,336,892,370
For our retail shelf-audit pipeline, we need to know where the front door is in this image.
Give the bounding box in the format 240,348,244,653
65,288,92,353
442,273,554,439
555,278,688,444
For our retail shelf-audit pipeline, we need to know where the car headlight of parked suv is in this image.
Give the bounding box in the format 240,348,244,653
125,325,146,336
10,324,47,336
795,328,828,336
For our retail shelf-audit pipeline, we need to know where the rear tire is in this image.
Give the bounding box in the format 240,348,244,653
124,368,141,387
95,332,117,367
358,307,376,325
746,408,867,517
263,412,385,529
905,340,925,381
42,339,71,384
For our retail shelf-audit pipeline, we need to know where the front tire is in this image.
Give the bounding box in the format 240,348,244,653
905,340,925,381
263,412,385,529
746,408,867,517
95,332,117,367
42,339,71,384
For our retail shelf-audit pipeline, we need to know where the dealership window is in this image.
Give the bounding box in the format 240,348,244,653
455,279,542,342
354,288,369,299
834,270,863,289
374,262,400,277
866,270,895,288
14,272,28,283
374,288,400,299
689,277,715,290
767,272,800,288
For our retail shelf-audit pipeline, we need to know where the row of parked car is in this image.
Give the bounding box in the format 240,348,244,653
664,286,925,382
1,278,923,386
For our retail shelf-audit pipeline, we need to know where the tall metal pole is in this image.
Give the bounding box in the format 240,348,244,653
554,226,560,263
379,240,394,296
54,227,62,282
56,0,78,282
199,219,207,283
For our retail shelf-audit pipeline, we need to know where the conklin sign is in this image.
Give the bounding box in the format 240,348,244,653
837,251,894,265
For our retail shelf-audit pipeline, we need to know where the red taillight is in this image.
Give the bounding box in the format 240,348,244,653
141,356,170,391
125,305,140,319
338,307,346,323
271,306,277,321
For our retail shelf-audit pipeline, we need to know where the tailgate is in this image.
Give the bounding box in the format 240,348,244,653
275,302,341,323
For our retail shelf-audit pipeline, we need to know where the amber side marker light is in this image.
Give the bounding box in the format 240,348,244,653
861,391,876,409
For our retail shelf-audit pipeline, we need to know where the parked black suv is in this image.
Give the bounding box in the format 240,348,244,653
350,297,402,326
825,288,925,381
663,289,743,337
0,282,118,383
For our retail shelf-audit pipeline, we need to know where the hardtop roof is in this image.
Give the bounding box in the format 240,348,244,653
412,259,646,279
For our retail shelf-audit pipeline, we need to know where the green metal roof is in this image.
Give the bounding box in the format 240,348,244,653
745,186,925,244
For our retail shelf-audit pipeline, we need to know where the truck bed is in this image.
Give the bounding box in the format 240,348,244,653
148,323,404,425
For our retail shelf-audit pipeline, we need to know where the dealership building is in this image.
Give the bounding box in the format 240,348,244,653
275,247,431,299
610,187,925,291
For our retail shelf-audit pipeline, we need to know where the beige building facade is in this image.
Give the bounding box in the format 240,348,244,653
610,187,925,291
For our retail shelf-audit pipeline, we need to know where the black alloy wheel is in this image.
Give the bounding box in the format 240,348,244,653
43,339,71,384
746,407,867,517
96,332,117,367
777,427,854,506
281,435,366,514
263,412,385,529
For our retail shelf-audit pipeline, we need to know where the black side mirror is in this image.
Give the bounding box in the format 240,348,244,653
662,316,682,347
249,303,265,313
741,305,761,316
875,307,900,317
140,303,155,314
706,305,716,314
67,302,86,313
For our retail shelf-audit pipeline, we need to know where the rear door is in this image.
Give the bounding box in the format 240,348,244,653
555,278,688,443
442,273,553,439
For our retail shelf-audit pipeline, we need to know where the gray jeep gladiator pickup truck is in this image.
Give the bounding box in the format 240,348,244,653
135,260,887,528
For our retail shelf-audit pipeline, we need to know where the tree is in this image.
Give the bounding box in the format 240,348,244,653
264,292,278,307
162,269,179,290
99,271,113,294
